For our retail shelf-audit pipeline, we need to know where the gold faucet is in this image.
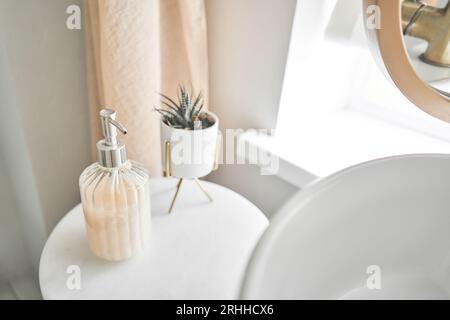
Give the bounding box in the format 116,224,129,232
402,0,450,67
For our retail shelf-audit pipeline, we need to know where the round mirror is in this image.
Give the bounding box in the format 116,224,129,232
364,0,450,122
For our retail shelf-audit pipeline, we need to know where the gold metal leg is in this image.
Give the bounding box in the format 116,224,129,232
194,178,213,202
167,178,213,213
168,178,184,214
164,141,172,177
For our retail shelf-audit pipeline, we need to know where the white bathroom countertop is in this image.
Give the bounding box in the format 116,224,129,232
39,178,268,300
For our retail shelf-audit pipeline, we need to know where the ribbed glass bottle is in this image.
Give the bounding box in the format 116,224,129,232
79,160,150,261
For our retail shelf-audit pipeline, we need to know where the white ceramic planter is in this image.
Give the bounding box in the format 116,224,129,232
161,112,219,178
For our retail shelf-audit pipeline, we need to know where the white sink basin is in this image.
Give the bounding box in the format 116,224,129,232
241,154,450,300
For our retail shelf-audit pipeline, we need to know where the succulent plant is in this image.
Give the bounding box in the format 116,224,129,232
155,85,212,130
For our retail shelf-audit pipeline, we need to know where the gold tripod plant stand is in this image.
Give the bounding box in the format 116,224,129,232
164,138,221,214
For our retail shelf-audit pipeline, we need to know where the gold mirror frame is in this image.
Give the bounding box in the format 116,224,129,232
364,0,450,122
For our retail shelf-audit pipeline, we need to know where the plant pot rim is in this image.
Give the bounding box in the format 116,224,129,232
160,111,219,132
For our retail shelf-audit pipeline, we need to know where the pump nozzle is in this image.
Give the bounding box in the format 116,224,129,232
100,109,128,146
97,109,128,168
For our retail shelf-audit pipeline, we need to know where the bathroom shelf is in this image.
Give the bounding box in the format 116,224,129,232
239,109,450,188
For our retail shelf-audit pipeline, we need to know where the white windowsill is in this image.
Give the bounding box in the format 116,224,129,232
238,109,450,188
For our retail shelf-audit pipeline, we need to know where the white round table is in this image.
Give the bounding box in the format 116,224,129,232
39,178,268,300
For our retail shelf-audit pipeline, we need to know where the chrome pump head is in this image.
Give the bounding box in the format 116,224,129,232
97,109,128,168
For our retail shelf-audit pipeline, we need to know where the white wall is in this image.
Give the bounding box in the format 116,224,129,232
0,0,90,289
206,0,298,130
206,0,299,217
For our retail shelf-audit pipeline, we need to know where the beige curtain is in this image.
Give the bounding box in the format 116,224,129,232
85,0,209,176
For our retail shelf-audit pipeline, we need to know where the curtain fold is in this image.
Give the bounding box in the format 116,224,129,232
85,0,208,176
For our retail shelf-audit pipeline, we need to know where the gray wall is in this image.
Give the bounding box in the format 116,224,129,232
205,0,300,217
0,156,29,281
0,0,90,289
208,165,299,218
0,0,91,231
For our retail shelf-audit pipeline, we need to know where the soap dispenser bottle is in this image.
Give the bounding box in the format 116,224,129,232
79,109,151,261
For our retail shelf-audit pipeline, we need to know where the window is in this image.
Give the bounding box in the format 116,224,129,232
240,0,450,185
